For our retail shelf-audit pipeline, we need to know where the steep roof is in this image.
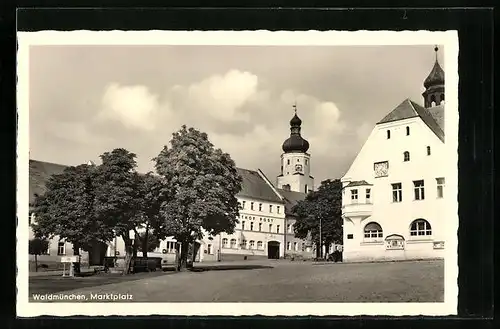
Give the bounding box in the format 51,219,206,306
236,168,284,203
275,188,307,215
29,159,68,205
377,98,445,142
344,180,373,188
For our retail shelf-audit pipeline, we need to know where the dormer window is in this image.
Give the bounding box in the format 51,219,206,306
406,126,410,136
403,151,410,162
386,130,391,139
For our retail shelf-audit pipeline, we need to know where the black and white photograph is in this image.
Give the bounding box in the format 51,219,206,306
17,30,459,316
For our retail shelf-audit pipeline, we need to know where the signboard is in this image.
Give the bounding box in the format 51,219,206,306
60,256,79,263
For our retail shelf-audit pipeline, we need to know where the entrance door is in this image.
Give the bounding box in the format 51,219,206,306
267,241,280,259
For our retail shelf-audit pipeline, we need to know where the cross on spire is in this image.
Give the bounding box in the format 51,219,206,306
293,101,297,114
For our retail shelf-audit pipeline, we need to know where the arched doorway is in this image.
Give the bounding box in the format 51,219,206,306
267,241,280,259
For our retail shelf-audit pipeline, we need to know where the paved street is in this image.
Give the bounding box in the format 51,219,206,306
29,259,444,302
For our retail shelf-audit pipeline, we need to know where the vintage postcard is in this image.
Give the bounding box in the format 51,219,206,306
17,30,459,316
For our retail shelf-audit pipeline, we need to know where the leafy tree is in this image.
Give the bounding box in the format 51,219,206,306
92,148,142,273
292,179,343,258
136,231,161,253
134,172,170,257
31,164,115,270
154,125,242,271
29,238,49,272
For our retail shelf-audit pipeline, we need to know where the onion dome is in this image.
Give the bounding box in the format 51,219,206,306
282,105,310,153
423,46,445,89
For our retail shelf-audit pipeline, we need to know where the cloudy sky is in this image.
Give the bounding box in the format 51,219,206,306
28,44,444,184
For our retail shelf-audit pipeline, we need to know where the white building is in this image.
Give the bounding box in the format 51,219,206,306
341,47,447,262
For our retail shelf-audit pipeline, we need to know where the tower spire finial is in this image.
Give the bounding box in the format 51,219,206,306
434,45,439,61
293,100,297,114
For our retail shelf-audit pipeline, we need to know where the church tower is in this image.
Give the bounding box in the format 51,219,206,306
276,104,314,194
422,46,445,108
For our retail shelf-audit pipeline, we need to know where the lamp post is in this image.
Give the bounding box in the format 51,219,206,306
319,216,322,259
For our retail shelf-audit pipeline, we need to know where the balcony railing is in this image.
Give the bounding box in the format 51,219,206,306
342,202,373,218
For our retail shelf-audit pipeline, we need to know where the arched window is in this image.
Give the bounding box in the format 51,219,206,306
410,219,432,236
403,151,410,162
249,240,255,249
427,146,431,156
363,222,383,241
440,94,445,102
222,238,228,248
241,240,247,249
230,238,237,248
257,241,263,250
386,130,391,139
430,94,436,104
406,126,410,136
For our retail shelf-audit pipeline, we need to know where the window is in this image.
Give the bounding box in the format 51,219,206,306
436,177,445,198
351,189,358,203
259,203,262,211
207,244,212,254
403,151,410,162
241,240,247,249
347,234,353,239
269,205,273,213
305,184,309,193
392,183,402,202
57,242,65,255
242,201,246,209
249,240,255,249
287,159,290,165
410,219,432,236
277,206,281,214
294,242,298,251
387,130,391,139
250,202,254,210
230,238,237,248
366,188,371,203
281,165,283,173
297,159,300,162
258,223,262,232
413,180,425,200
406,126,410,136
364,222,383,241
250,222,254,231
277,225,280,233
257,241,263,250
305,159,308,165
287,224,292,233
241,221,245,230
222,238,228,248
287,242,291,250
427,146,431,155
301,243,305,251
269,224,272,232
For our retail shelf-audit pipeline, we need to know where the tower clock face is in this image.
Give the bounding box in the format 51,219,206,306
295,164,303,172
374,161,389,177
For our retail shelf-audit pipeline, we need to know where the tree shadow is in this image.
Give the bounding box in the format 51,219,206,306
188,264,274,272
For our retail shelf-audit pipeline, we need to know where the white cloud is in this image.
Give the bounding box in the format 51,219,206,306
93,69,350,180
98,83,162,130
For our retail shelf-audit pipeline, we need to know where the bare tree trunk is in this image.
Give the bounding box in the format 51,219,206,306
178,241,190,272
122,234,133,275
142,227,149,258
34,254,38,272
174,243,180,272
73,242,81,275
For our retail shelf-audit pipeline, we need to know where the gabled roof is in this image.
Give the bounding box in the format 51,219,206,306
29,159,68,205
377,98,444,142
275,188,307,215
236,168,284,203
344,180,373,188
